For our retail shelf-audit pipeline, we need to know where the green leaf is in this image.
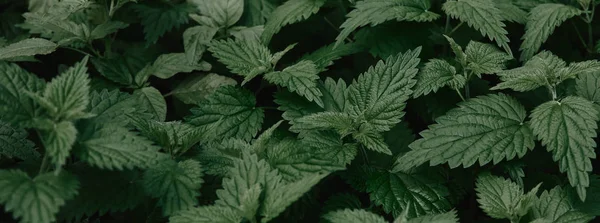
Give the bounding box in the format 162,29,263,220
576,71,600,106
530,96,599,201
396,210,460,223
394,94,535,172
208,38,271,78
186,86,264,141
169,205,242,223
575,175,600,216
148,53,212,79
531,186,594,223
335,0,439,47
443,35,467,66
75,124,164,171
345,47,420,132
0,38,58,60
40,121,77,170
520,4,582,61
290,112,355,136
87,89,138,126
90,21,128,40
133,87,167,121
194,0,244,28
494,0,527,24
465,41,512,76
129,117,204,155
229,25,265,41
42,57,91,121
300,42,364,71
413,59,465,98
133,2,190,45
443,0,511,55
366,170,451,218
301,130,358,167
242,0,276,26
274,90,323,125
320,77,348,112
260,173,326,222
475,173,541,221
0,121,40,160
22,13,88,44
168,73,237,104
352,125,392,155
323,209,387,223
143,159,203,216
0,62,46,127
0,170,79,223
261,0,327,43
264,60,324,107
90,57,134,86
183,26,218,64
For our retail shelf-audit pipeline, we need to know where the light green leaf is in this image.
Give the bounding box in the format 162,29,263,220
324,209,387,223
208,38,271,77
168,73,237,104
229,25,265,41
0,121,40,160
40,121,77,169
353,125,391,155
260,173,326,222
413,59,465,98
475,173,540,221
531,186,594,223
22,13,88,44
0,170,79,223
193,0,244,28
443,35,467,66
335,0,439,47
443,0,511,55
394,94,534,172
149,53,211,79
0,62,46,127
143,159,203,216
42,57,91,121
183,26,218,64
530,96,599,201
320,77,348,112
465,41,512,76
90,21,128,40
133,87,167,121
520,4,582,61
302,130,358,167
169,205,242,223
261,0,327,43
0,38,58,60
300,42,363,71
87,89,138,126
576,71,600,111
345,47,420,132
396,210,459,223
75,124,164,171
494,0,527,24
186,86,264,141
291,111,354,137
129,117,204,155
133,2,190,45
264,60,324,107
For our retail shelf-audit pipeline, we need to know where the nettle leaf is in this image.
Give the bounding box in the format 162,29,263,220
273,90,322,125
531,186,594,223
0,170,79,223
300,42,364,71
520,4,582,61
90,21,128,40
0,121,40,160
242,0,276,26
75,124,164,171
147,53,211,79
0,62,46,127
143,159,203,216
575,175,600,216
290,111,355,136
320,77,348,112
529,96,599,201
40,121,77,169
260,173,326,222
394,94,535,172
366,169,451,218
443,0,511,55
335,0,439,48
129,117,204,155
229,25,265,41
22,13,88,44
133,87,167,121
301,130,358,167
264,60,324,107
345,47,420,132
0,38,58,60
475,173,541,221
413,58,464,97
168,73,237,104
169,205,242,223
323,209,387,223
464,41,512,76
87,89,138,126
208,38,272,78
261,0,327,43
42,57,91,121
193,0,244,28
352,124,391,155
395,210,460,223
444,35,467,66
133,2,190,45
183,26,218,64
576,72,600,107
186,86,264,141
493,0,527,24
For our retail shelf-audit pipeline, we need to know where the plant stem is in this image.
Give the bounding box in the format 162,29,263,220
548,86,557,101
455,88,466,101
572,21,588,49
448,22,464,36
38,153,49,175
464,84,470,99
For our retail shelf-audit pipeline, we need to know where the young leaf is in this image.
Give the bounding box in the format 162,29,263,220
0,170,79,223
0,38,58,60
335,0,439,47
0,62,46,127
323,209,387,223
273,90,323,125
168,73,237,104
465,41,512,76
148,53,211,79
40,57,90,120
261,0,327,43
520,4,582,61
413,59,465,98
475,174,541,221
143,159,203,216
443,0,511,55
302,130,358,167
443,35,467,66
186,86,264,141
129,117,204,155
352,125,392,155
208,38,272,78
90,21,128,40
345,47,420,132
40,121,77,169
575,71,600,105
530,96,599,201
133,2,190,45
320,77,348,112
0,121,40,160
264,60,324,107
169,205,242,223
291,112,355,136
183,26,218,64
133,87,167,121
260,173,326,222
394,94,535,172
242,0,276,26
531,186,594,223
75,124,165,171
300,42,363,71
193,0,244,28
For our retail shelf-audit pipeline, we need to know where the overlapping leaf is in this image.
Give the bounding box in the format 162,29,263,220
261,0,327,43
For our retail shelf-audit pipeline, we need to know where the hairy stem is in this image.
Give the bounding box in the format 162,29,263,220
447,22,464,36
38,153,49,175
572,21,588,49
455,88,466,101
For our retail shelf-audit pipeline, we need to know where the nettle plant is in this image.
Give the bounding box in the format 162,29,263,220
1,0,600,222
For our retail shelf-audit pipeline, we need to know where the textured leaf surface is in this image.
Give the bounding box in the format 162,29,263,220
261,0,327,43
129,117,204,155
398,211,460,223
264,60,324,106
0,62,46,126
149,53,211,79
324,209,387,223
183,26,218,63
133,3,190,45
394,94,534,171
242,0,276,26
0,170,79,223
87,89,138,126
208,38,271,77
0,38,57,60
274,90,322,125
520,4,582,61
530,97,599,201
413,59,464,97
41,121,77,169
336,0,439,47
301,130,358,167
195,0,244,27
576,72,600,106
169,73,237,104
300,42,363,71
531,186,594,223
475,174,540,220
143,159,203,216
0,121,40,160
90,21,129,40
42,57,90,120
320,77,348,112
465,41,512,76
186,86,264,141
260,173,326,222
133,87,167,121
169,205,242,223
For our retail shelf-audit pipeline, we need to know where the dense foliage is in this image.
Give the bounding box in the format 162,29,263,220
1,0,600,222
